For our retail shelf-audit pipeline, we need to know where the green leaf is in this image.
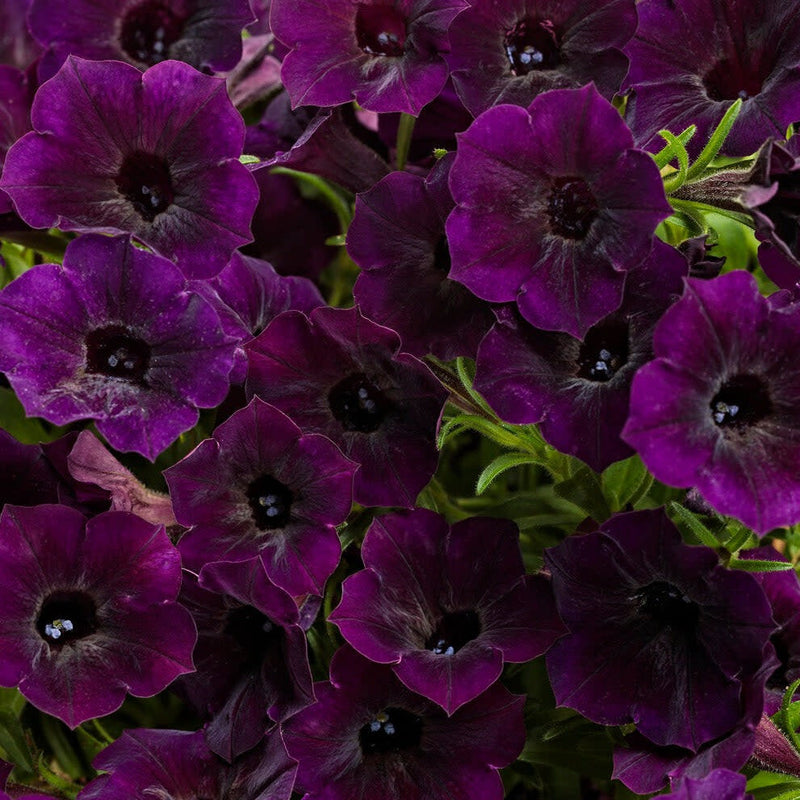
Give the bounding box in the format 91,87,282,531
685,98,743,181
600,456,652,511
652,125,696,170
554,466,611,522
667,501,721,549
660,130,690,193
476,452,541,495
0,711,34,777
729,557,794,572
748,781,800,800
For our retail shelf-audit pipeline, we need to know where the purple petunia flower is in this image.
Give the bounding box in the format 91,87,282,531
659,769,752,800
270,0,468,115
0,504,195,728
245,306,448,508
474,239,686,471
0,66,32,214
624,0,800,159
446,0,636,116
79,728,297,800
545,509,776,751
0,429,62,510
166,397,355,596
329,508,565,714
0,57,258,278
350,153,494,361
0,0,40,70
446,83,672,337
195,251,324,384
29,0,254,80
0,234,236,461
623,270,800,533
178,559,314,761
282,645,525,800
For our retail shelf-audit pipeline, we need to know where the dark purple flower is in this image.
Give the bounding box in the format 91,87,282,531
271,0,467,115
624,0,800,159
166,397,355,596
79,728,296,800
178,559,314,761
748,137,800,289
0,504,195,728
0,66,32,214
329,508,565,714
0,0,40,70
244,170,339,282
0,234,236,460
446,0,635,116
0,57,258,278
0,429,62,510
350,153,494,360
29,0,255,80
474,239,686,471
623,271,800,533
740,546,800,712
282,645,525,800
245,306,447,508
196,251,324,383
446,83,672,337
659,769,751,800
750,714,800,780
545,509,775,750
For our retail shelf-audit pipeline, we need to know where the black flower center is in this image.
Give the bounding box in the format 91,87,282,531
328,373,391,433
224,605,281,669
547,177,599,240
115,150,175,222
85,325,151,384
36,591,98,647
710,374,772,429
355,3,407,57
359,707,423,755
577,320,629,382
119,0,186,66
635,580,699,631
504,17,561,76
703,57,766,102
425,609,481,655
246,474,293,530
433,235,451,274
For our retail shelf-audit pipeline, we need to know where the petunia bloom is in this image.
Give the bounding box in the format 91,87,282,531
446,83,672,337
329,508,565,714
271,0,468,115
166,397,355,596
624,0,800,159
446,0,635,116
282,645,525,800
546,508,776,751
474,239,687,471
0,57,258,278
0,504,196,728
178,559,314,761
0,234,237,460
245,306,447,508
623,270,800,533
29,0,255,80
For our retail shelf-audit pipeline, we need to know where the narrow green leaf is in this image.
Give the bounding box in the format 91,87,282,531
652,125,696,169
667,501,720,548
0,711,34,776
601,456,652,511
685,98,743,181
729,557,795,572
37,754,81,799
660,130,690,194
749,782,800,800
40,715,87,781
554,466,611,522
476,452,541,495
